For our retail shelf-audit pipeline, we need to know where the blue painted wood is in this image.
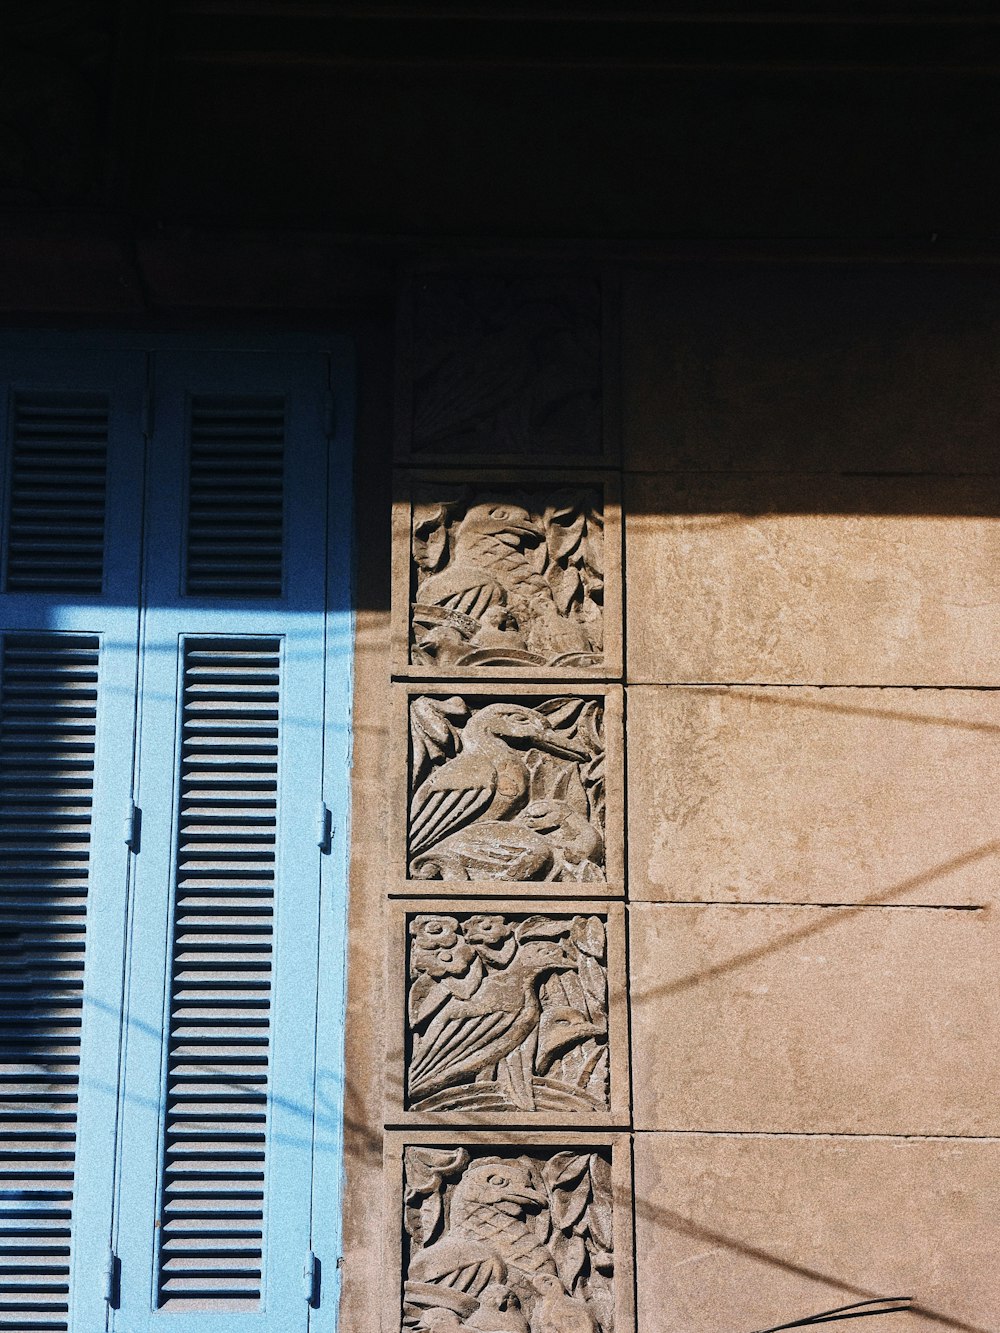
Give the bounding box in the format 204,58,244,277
309,347,355,1333
0,336,355,1332
112,347,353,1333
0,347,147,1333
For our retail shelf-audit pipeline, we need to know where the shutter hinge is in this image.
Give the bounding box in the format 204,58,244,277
324,388,336,439
315,801,333,854
303,1250,320,1305
124,801,142,852
102,1249,120,1304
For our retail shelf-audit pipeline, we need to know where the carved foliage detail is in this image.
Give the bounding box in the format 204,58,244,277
403,1147,614,1332
410,275,602,458
408,696,605,882
407,912,609,1114
410,484,604,670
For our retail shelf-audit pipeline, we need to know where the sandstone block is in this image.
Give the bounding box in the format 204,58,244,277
630,901,1000,1135
625,473,1000,685
634,1132,1000,1333
627,685,1000,906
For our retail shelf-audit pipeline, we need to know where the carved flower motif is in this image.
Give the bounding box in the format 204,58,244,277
411,942,476,978
409,915,459,951
462,914,511,945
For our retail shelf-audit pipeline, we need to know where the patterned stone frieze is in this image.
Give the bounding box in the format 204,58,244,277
398,687,623,890
392,473,622,680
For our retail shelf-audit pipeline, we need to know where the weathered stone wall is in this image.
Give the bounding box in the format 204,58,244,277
341,262,1000,1332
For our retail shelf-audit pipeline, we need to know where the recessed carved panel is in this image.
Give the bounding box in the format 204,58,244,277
401,1145,617,1332
401,274,603,462
407,693,606,884
406,911,610,1115
409,481,607,673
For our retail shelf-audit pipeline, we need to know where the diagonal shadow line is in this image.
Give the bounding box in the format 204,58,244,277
753,1297,913,1333
631,841,999,1004
677,686,1000,736
635,1198,992,1333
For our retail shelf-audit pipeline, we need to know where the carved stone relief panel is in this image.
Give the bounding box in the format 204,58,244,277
393,685,623,894
385,900,628,1127
396,273,609,465
385,1132,634,1333
392,472,622,680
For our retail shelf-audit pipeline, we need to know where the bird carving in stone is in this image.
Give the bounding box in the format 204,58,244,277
529,1275,599,1333
416,502,591,658
409,1160,556,1297
408,704,585,865
408,938,575,1104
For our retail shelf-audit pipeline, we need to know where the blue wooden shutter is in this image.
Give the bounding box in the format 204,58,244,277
113,347,351,1333
0,348,145,1333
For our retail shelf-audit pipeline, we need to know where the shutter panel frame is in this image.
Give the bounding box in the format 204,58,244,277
0,347,146,1333
113,349,336,1333
307,342,355,1333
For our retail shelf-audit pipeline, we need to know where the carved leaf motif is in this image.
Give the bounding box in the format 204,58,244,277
587,1200,614,1255
515,916,568,943
544,501,587,564
535,696,587,729
552,1230,587,1292
551,1173,592,1231
572,915,606,959
412,508,449,572
547,563,582,615
404,1147,469,1196
542,1151,591,1191
587,1047,610,1103
408,1194,442,1253
577,954,607,1014
590,1152,611,1197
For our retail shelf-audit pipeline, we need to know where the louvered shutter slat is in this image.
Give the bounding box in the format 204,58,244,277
0,635,98,1333
184,400,285,598
154,639,280,1311
3,396,109,594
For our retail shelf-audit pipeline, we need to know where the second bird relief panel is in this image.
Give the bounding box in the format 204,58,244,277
392,471,622,680
393,684,623,895
385,900,628,1128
